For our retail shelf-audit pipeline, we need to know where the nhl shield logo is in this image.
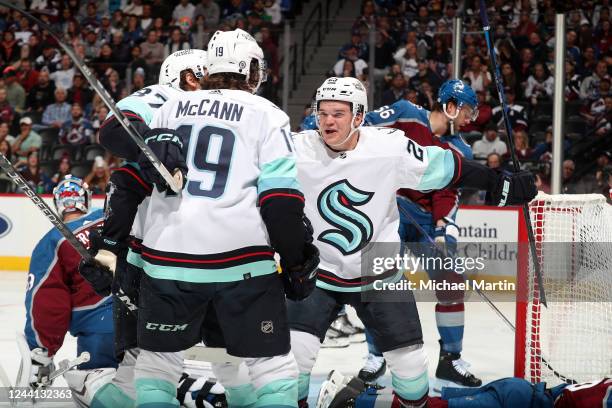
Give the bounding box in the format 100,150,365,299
261,321,273,334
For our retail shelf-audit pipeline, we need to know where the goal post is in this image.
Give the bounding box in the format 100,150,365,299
515,193,612,384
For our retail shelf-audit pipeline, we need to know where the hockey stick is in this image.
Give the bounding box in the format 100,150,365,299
396,203,577,384
477,0,547,307
0,1,182,193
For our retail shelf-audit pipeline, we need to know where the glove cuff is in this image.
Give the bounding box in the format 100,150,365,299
31,348,52,366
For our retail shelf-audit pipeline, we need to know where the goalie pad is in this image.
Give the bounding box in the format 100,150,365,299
63,367,116,408
16,332,55,389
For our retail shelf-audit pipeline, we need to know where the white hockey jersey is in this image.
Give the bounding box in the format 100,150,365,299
293,127,459,291
141,89,299,283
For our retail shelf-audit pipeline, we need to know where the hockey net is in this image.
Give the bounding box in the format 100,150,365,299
515,193,612,385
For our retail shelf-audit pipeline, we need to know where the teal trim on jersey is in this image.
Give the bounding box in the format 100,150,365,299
90,383,134,408
297,373,311,400
125,160,141,171
254,378,298,407
135,378,178,407
417,148,455,190
142,259,278,283
225,384,257,407
258,177,301,194
258,157,300,194
108,96,154,125
127,249,144,268
391,371,429,401
315,270,403,292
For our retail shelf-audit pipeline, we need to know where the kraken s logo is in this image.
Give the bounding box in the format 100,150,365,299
317,180,374,255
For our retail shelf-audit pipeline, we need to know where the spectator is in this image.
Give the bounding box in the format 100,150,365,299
0,121,15,145
124,0,144,16
0,139,12,164
505,129,533,162
535,161,552,193
565,59,582,101
472,122,508,161
393,42,419,79
26,68,56,112
0,30,20,64
98,14,114,44
51,156,72,184
173,0,196,23
462,55,491,93
140,30,165,72
82,27,102,61
580,46,597,76
561,159,583,194
101,68,125,101
42,88,71,129
403,88,419,105
91,105,109,136
16,58,39,93
194,0,220,27
164,27,191,58
525,63,554,106
339,33,368,61
527,32,547,64
67,72,94,110
381,74,406,106
517,47,535,84
333,46,367,77
92,43,116,78
512,10,538,48
337,59,356,78
3,66,26,113
416,81,436,110
132,67,146,91
11,117,41,166
84,155,110,194
0,88,15,125
49,54,75,90
80,2,100,29
128,45,148,79
140,4,154,31
110,32,131,70
124,15,144,46
428,36,451,65
59,103,94,146
409,59,442,92
580,60,609,101
34,44,61,73
221,0,249,20
27,33,43,60
492,87,528,131
460,90,492,134
18,150,51,193
486,152,502,169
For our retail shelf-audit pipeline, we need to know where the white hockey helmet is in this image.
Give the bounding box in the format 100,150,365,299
314,77,368,120
53,175,91,217
206,28,267,93
159,49,208,90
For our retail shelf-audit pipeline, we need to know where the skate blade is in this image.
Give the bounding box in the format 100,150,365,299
433,377,478,393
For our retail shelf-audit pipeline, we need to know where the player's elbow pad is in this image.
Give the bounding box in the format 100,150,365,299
260,194,308,268
99,114,150,162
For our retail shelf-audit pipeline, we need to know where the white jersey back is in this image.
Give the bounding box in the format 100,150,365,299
112,84,183,240
293,127,457,291
141,89,297,283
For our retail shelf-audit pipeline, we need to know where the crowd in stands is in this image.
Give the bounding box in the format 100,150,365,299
326,0,612,201
0,0,292,194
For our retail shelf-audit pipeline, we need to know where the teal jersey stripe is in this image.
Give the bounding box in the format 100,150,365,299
417,147,455,190
297,372,311,400
90,383,134,408
143,259,278,283
225,384,257,408
258,157,300,194
315,270,404,292
127,248,144,268
107,96,154,125
135,378,178,407
391,371,429,401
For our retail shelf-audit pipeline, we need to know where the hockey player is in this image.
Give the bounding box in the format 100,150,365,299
288,76,536,408
132,28,318,407
317,371,612,408
20,175,114,390
361,79,481,387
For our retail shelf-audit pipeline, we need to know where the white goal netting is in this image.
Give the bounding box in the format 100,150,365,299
519,193,612,385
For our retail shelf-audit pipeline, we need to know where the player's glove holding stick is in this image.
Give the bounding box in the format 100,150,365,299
486,169,537,206
78,229,121,297
434,217,459,258
138,128,188,193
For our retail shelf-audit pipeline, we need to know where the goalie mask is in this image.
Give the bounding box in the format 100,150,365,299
159,49,208,90
313,77,368,147
53,175,91,217
206,28,267,93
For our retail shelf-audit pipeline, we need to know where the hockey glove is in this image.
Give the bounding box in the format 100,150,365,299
487,170,537,207
138,127,188,193
78,230,118,297
28,348,55,388
434,218,459,258
282,242,320,301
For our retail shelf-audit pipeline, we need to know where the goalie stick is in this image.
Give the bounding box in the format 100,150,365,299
396,204,577,384
477,0,547,307
0,1,182,193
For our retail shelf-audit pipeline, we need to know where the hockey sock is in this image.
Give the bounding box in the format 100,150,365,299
135,377,179,407
91,382,135,408
435,303,465,353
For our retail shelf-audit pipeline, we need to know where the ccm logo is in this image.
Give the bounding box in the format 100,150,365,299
145,323,188,331
0,213,12,238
